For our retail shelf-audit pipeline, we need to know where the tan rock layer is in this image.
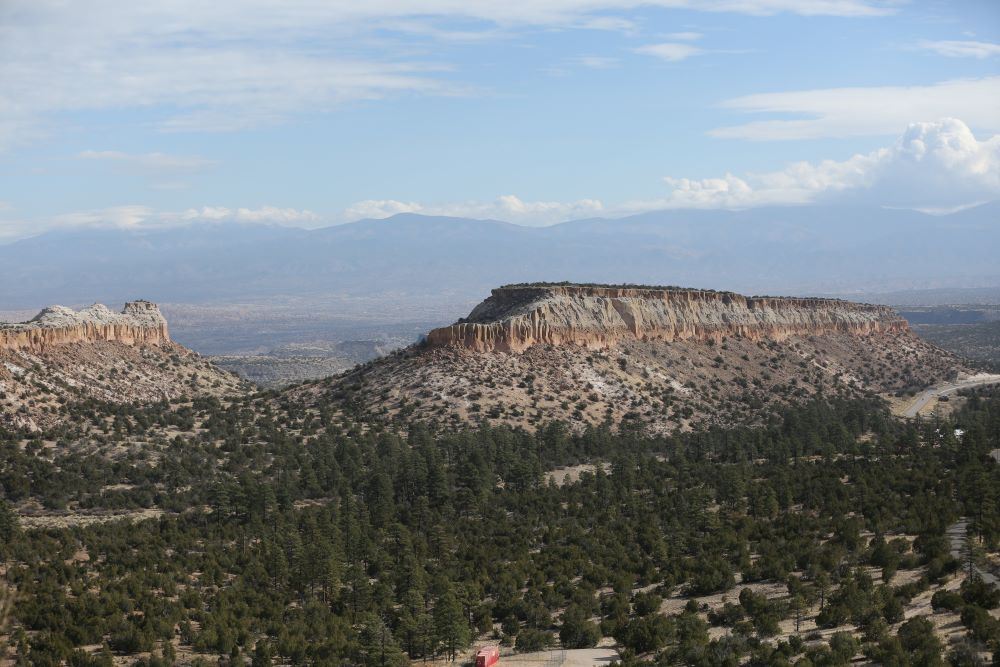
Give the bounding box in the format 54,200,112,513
0,301,170,353
426,286,909,353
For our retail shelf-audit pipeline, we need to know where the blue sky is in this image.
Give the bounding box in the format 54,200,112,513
0,0,998,239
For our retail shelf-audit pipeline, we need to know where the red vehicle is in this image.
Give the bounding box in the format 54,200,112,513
475,646,500,667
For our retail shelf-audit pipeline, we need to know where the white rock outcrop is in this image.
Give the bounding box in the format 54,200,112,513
427,285,909,353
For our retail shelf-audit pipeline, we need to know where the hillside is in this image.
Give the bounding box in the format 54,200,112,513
293,284,968,433
0,290,996,666
0,301,244,430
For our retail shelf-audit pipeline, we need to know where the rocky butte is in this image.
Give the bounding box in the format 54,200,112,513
0,300,170,353
294,281,965,435
0,300,243,431
426,284,910,353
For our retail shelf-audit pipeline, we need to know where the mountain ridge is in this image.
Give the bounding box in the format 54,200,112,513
2,204,997,311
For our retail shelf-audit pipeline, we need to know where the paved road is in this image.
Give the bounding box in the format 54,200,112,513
901,374,1000,418
948,519,999,588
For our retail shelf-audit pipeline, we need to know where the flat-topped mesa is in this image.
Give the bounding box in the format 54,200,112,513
426,284,909,353
0,300,170,353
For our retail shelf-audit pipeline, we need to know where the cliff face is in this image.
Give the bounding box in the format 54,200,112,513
427,285,909,353
0,300,247,432
0,301,170,353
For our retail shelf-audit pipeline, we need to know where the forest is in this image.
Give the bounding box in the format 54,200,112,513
0,387,998,666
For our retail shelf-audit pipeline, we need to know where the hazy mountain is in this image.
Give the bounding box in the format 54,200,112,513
1,203,997,311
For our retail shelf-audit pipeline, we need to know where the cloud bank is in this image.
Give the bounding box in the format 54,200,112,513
658,118,1000,210
711,77,1000,140
341,196,606,226
2,119,995,240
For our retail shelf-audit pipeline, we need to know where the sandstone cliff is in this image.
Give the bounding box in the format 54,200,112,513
427,285,909,353
289,283,964,435
0,301,170,353
0,301,243,432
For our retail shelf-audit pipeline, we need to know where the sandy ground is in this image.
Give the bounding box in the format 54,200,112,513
545,463,612,487
18,508,165,530
504,648,619,667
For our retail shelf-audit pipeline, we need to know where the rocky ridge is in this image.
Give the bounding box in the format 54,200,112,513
0,301,170,353
299,283,964,434
1,301,242,431
428,285,908,353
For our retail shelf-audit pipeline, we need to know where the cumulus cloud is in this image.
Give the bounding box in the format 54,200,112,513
341,200,426,220
655,118,1000,210
919,40,1000,59
712,77,1000,140
4,119,993,241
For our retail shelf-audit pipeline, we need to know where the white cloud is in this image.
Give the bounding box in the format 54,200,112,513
665,31,703,40
574,56,620,69
76,150,216,189
635,42,705,61
341,195,605,226
341,200,426,220
543,55,620,76
0,204,326,241
50,206,156,231
919,40,1000,59
712,77,1000,140
178,206,323,226
655,118,1000,209
78,150,215,171
0,0,895,149
6,119,993,240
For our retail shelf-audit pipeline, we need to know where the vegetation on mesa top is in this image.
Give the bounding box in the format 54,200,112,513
497,282,872,304
498,281,715,291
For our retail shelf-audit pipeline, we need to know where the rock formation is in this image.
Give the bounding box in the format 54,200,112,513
288,282,965,435
0,300,243,431
0,301,170,353
427,284,909,353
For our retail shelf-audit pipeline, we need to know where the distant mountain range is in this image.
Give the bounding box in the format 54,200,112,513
1,203,998,311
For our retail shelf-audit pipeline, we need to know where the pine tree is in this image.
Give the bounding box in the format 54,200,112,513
434,589,469,662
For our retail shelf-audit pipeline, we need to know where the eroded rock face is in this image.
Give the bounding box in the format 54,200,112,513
427,285,909,353
0,300,170,353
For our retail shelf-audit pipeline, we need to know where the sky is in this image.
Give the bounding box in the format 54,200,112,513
0,0,998,240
